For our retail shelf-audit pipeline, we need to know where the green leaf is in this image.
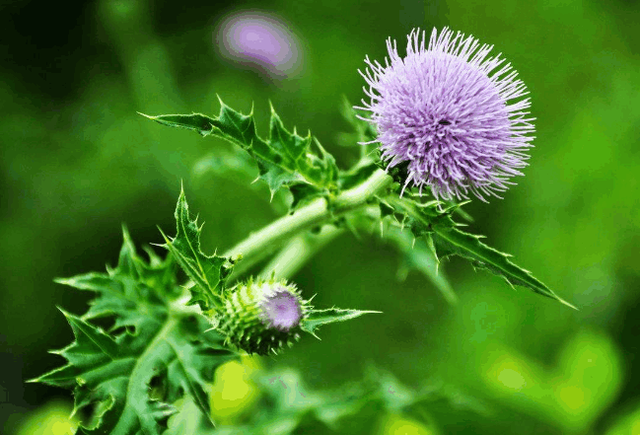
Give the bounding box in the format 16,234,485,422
33,230,237,434
383,224,458,305
163,396,217,435
159,187,235,312
301,308,381,335
384,196,575,308
432,225,575,308
141,99,339,208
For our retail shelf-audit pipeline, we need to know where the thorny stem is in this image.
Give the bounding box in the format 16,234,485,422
225,168,392,278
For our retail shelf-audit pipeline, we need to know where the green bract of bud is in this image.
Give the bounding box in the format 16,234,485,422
215,278,310,355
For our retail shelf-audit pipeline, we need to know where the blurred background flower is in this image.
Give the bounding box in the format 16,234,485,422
1,0,639,433
215,10,303,80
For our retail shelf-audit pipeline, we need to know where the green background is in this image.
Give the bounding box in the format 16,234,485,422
1,0,639,433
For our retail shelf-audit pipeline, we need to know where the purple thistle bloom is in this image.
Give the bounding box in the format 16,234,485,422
258,284,303,332
357,27,534,201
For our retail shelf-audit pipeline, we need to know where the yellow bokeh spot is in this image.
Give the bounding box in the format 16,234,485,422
378,414,435,435
485,354,532,392
496,367,526,391
16,401,77,435
210,356,261,421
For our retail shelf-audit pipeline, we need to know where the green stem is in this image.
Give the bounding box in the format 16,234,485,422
258,225,344,280
225,168,392,277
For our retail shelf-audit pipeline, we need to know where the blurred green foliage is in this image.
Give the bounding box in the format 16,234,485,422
1,0,639,433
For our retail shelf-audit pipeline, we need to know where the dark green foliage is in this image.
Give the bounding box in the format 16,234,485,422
32,228,237,434
163,366,486,434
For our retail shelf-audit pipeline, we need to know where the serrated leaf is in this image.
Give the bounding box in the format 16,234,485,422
385,196,575,308
159,187,234,311
54,228,173,333
34,231,237,434
141,99,339,208
432,225,574,308
301,308,381,335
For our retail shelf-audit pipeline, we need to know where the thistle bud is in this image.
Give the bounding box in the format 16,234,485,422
216,278,309,355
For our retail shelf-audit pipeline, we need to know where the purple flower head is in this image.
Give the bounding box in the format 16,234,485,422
217,278,308,355
216,11,302,78
357,27,534,202
258,284,303,331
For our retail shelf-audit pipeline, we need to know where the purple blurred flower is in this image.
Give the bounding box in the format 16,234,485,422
258,284,303,331
357,27,534,201
216,11,302,78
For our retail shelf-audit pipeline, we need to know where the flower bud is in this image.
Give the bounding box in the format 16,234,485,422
216,278,309,355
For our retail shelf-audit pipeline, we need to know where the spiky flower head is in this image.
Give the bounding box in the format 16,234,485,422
357,27,534,201
215,277,310,355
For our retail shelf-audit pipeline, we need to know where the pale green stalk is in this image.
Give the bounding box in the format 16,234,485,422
225,168,392,278
258,225,344,280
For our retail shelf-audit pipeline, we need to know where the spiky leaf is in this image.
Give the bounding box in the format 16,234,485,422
384,196,574,308
141,100,339,208
159,187,235,311
300,308,381,335
32,229,236,435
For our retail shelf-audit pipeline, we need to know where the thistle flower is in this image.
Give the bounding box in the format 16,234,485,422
216,278,309,355
357,27,534,201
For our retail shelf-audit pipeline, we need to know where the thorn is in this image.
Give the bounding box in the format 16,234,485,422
56,306,72,317
307,294,317,303
559,298,579,311
216,94,225,110
136,111,154,119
